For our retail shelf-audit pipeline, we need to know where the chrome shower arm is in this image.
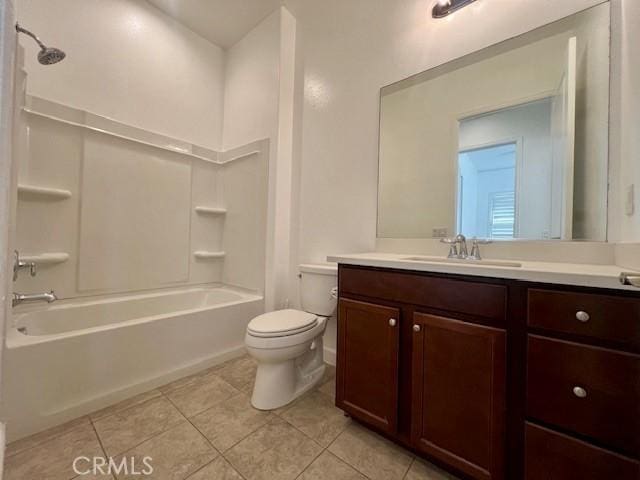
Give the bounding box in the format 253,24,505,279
15,23,66,65
15,23,47,51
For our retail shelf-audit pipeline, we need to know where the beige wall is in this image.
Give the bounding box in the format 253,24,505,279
17,0,226,150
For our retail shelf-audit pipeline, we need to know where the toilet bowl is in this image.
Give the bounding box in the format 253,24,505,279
245,263,337,410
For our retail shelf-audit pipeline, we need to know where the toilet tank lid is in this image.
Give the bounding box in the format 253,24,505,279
299,263,337,275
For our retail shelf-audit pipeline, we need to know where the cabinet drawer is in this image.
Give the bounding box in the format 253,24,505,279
340,266,506,322
525,423,640,480
528,289,640,349
526,335,640,456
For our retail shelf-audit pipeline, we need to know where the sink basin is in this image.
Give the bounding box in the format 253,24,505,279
402,256,522,268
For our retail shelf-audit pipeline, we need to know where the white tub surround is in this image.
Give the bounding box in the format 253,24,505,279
327,252,640,292
3,286,263,442
13,94,269,300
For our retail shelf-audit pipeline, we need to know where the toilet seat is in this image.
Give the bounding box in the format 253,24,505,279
247,309,318,338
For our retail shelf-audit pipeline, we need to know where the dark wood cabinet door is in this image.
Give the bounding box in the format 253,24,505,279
336,298,400,434
411,313,506,480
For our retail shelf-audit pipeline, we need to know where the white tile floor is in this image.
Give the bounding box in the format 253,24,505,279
4,355,458,480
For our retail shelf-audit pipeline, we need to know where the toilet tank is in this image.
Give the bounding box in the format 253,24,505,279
299,263,338,316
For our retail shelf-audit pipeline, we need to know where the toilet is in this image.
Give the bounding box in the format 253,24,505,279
245,263,337,410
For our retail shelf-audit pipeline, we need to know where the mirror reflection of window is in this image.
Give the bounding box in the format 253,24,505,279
457,96,567,241
457,142,517,239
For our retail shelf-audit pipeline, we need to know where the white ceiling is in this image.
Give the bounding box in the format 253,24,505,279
147,0,282,49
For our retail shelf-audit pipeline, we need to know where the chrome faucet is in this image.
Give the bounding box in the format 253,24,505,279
441,234,468,259
441,235,492,260
13,250,37,281
454,234,468,259
468,238,492,260
12,291,57,307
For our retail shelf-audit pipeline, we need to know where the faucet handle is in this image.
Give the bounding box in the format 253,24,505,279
469,238,492,260
440,237,459,259
13,250,37,281
440,237,458,244
472,238,492,245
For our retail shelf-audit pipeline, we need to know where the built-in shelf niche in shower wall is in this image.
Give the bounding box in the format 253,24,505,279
14,95,269,299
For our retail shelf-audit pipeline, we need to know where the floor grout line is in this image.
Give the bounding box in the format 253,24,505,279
84,421,116,480
165,393,222,455
402,457,417,480
162,381,262,480
90,398,189,459
183,456,249,480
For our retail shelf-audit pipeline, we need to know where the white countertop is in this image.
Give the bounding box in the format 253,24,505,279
327,252,640,291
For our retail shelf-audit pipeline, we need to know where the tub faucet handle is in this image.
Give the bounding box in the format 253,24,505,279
13,250,37,281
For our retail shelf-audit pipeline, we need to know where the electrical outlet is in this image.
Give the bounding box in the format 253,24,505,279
432,227,448,238
625,184,635,216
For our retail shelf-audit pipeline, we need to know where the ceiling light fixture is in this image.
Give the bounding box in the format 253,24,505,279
432,0,477,18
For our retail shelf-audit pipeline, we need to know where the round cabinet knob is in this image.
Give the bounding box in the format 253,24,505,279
576,311,590,323
572,386,588,398
413,324,421,332
389,318,397,327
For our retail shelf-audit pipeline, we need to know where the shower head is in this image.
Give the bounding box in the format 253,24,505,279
15,23,66,65
37,47,66,65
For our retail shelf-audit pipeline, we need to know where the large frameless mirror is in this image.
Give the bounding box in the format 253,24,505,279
377,2,610,241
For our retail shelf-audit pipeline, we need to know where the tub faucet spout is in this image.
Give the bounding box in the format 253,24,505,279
12,290,57,307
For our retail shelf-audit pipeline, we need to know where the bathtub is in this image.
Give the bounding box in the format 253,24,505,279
2,286,263,441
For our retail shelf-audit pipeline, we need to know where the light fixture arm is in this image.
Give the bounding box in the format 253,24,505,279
432,0,478,18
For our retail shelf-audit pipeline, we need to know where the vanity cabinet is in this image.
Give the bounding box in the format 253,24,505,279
335,264,640,480
336,265,509,480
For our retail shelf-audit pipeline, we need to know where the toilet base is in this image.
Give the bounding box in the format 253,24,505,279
250,339,326,410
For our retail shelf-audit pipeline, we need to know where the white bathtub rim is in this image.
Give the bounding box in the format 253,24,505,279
8,287,263,347
11,283,259,314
